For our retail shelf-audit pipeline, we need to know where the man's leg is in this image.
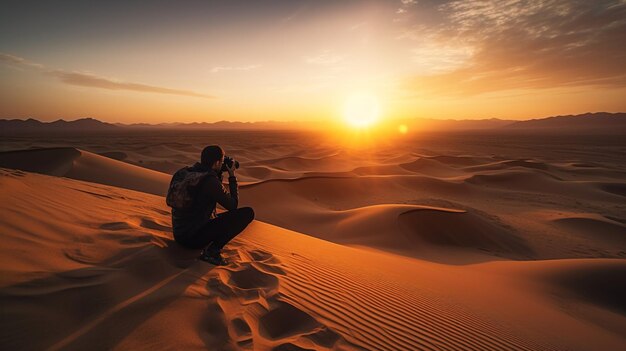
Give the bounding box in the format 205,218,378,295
203,207,255,252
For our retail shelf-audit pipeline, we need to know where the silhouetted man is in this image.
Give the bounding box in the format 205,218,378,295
169,145,254,265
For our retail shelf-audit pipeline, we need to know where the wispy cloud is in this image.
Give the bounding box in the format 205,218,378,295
304,51,344,65
400,0,626,95
0,53,214,99
394,0,418,22
210,64,261,73
411,42,474,74
49,71,212,98
0,53,43,69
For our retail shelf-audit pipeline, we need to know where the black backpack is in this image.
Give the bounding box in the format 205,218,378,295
166,166,208,209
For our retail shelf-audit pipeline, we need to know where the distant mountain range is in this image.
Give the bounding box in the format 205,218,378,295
0,117,119,134
0,118,305,134
1,112,624,134
504,112,626,129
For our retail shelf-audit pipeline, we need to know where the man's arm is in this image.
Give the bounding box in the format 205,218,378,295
202,174,238,211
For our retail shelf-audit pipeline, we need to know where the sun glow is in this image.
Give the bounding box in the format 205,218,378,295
343,92,381,128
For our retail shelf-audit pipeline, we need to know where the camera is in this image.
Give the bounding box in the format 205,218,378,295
221,156,240,173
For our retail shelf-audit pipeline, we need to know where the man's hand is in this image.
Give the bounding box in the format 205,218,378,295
226,162,236,177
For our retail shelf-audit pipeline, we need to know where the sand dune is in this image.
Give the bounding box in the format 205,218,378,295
599,182,626,197
427,155,497,167
98,151,128,161
237,165,306,183
398,207,533,258
400,157,466,177
1,130,625,350
464,159,549,172
253,155,346,172
232,202,532,264
0,147,170,196
552,215,626,246
2,145,623,263
237,149,621,262
465,170,564,190
0,147,81,176
1,169,625,350
542,260,626,317
241,174,471,208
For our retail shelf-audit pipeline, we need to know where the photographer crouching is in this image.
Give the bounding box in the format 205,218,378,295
167,145,254,265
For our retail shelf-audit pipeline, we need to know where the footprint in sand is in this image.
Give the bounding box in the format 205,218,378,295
222,263,279,290
206,248,345,350
230,316,254,348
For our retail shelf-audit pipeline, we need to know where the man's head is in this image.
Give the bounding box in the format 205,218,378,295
201,145,224,172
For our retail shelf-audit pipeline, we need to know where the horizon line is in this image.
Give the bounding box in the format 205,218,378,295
2,111,625,126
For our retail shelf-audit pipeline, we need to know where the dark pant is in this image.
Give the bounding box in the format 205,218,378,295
177,207,255,251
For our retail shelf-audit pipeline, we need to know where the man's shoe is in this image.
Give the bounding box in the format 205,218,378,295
198,249,228,266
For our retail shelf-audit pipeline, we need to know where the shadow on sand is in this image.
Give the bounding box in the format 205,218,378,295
0,239,212,350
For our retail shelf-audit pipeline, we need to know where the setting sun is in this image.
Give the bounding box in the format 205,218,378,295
343,93,381,128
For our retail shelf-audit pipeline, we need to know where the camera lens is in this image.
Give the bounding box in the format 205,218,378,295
221,156,239,172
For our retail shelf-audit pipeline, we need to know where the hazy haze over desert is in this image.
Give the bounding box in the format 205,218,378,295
1,0,626,350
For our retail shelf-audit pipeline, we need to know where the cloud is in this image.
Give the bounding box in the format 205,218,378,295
0,53,43,69
411,42,474,74
48,71,213,98
394,0,418,21
0,53,213,99
210,64,261,73
400,0,626,95
304,51,344,65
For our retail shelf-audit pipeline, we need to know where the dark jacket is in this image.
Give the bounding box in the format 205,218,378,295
171,162,238,239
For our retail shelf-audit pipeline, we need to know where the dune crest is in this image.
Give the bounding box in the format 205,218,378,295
0,147,170,195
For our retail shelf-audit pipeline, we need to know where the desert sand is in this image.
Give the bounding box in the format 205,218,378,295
1,130,625,350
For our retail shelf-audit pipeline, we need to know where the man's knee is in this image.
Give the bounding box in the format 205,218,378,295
239,206,255,223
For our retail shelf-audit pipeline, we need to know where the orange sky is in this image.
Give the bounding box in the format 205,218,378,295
1,0,625,124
